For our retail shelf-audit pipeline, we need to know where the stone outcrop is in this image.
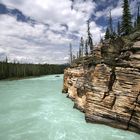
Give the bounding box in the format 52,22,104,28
62,37,140,134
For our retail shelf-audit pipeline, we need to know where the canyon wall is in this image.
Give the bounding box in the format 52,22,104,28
62,38,140,134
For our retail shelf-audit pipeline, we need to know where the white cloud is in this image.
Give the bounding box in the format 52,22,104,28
111,7,122,18
0,0,104,64
0,15,71,64
95,1,122,20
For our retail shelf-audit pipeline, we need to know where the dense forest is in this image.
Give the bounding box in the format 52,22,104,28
0,59,67,80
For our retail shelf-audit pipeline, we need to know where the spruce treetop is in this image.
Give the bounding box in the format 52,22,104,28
121,0,132,35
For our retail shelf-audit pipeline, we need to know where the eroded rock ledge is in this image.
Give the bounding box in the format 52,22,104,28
62,36,140,134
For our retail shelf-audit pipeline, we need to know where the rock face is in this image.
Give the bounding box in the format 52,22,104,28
62,39,140,134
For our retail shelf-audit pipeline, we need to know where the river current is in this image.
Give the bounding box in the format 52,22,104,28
0,74,140,140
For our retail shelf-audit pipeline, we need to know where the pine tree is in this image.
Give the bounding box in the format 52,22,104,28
109,10,113,36
85,40,88,56
134,18,137,29
112,30,117,39
105,27,110,39
72,55,76,61
79,46,81,57
5,56,8,63
137,6,140,28
80,37,84,57
121,0,132,35
100,38,103,44
100,34,103,43
117,21,121,36
105,10,114,39
87,20,93,54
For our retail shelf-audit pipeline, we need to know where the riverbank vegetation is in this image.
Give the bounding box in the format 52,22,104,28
0,59,67,80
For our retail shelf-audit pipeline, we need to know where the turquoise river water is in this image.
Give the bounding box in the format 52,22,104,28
0,74,140,140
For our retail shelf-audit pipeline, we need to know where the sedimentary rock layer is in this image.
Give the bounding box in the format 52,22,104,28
62,40,140,134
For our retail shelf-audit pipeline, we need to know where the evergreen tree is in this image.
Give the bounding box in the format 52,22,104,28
85,40,88,56
100,34,103,43
105,10,114,39
87,20,93,54
105,27,110,39
117,21,121,36
72,55,76,61
100,38,103,44
0,60,66,80
121,0,132,35
109,10,113,36
80,37,84,57
79,46,81,57
112,30,117,39
137,6,140,28
134,19,137,29
5,56,8,63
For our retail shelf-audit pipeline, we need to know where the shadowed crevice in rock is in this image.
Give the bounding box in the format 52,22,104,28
108,67,116,92
111,95,117,109
102,66,116,100
127,92,140,130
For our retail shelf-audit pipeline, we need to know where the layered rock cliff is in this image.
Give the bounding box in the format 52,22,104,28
62,33,140,134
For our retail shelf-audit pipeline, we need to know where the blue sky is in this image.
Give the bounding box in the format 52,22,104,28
0,0,139,64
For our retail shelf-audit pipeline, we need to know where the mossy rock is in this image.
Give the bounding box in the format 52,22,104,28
101,37,124,60
129,30,140,41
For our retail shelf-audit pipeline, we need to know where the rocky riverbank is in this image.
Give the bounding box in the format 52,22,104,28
62,33,140,134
